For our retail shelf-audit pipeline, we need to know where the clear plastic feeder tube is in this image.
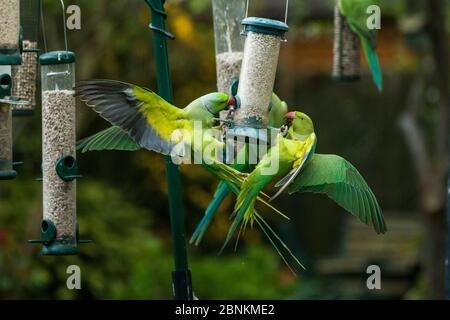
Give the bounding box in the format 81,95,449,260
332,5,360,81
40,51,77,255
212,0,246,93
0,0,20,51
11,0,41,113
234,17,288,128
0,102,16,179
0,64,17,180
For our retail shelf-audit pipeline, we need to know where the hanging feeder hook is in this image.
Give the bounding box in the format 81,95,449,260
60,0,68,52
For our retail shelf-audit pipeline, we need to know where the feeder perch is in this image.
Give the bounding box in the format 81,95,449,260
12,0,41,116
332,5,360,82
55,155,82,181
36,50,79,255
212,0,246,95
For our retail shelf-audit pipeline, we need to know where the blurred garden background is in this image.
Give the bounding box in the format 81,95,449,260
0,0,449,299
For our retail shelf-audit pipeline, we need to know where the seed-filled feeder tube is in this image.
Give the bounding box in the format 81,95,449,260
332,5,360,81
0,0,21,56
0,0,22,180
0,82,16,180
39,51,79,255
212,0,246,94
226,17,288,164
12,0,41,116
234,17,288,128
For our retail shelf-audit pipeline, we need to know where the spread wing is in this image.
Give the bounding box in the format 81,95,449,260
77,126,141,153
75,79,191,155
288,153,387,234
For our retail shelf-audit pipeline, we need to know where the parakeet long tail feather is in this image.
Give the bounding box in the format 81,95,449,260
360,36,383,92
190,184,231,246
254,213,305,274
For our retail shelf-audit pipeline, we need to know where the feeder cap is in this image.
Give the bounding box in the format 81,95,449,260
39,51,75,65
242,17,289,37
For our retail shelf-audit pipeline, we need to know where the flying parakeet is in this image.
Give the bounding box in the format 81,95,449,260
76,80,234,154
75,79,282,213
221,112,317,253
339,0,383,91
218,111,386,271
190,93,289,246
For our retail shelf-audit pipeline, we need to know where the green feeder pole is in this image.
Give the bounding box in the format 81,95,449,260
144,0,193,300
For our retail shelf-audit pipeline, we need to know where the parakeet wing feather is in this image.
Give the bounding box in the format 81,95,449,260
77,126,141,152
288,154,387,234
271,133,317,201
75,79,189,155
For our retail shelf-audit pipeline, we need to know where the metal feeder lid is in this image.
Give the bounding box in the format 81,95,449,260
39,51,75,65
242,17,289,37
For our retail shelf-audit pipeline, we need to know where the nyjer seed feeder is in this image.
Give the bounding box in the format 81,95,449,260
226,15,288,164
28,50,85,255
0,0,22,65
212,0,246,94
11,0,41,116
332,5,360,81
0,0,26,180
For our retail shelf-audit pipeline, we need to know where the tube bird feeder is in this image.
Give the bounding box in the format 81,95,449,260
12,0,41,116
212,0,246,95
38,51,80,255
332,5,360,81
226,17,288,162
0,0,23,180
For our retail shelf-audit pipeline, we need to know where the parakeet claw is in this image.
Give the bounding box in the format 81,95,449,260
237,172,249,178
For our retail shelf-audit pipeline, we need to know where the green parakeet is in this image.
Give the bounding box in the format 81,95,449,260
75,79,282,214
217,111,386,272
190,93,289,246
221,112,317,252
76,80,234,154
339,0,383,91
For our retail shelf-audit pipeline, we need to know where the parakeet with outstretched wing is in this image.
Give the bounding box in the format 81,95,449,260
75,79,234,154
339,0,383,91
75,80,283,216
214,111,386,272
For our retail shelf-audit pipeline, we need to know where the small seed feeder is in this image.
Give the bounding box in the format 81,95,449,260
0,0,25,180
332,5,360,81
0,0,22,65
29,51,83,254
226,16,288,161
212,0,246,94
12,0,41,116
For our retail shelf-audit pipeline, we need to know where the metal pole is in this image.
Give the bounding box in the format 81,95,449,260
446,143,450,299
145,0,193,300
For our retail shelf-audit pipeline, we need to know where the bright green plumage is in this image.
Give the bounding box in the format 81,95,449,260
76,80,230,153
216,111,386,272
288,153,386,233
190,93,290,246
339,0,383,92
221,113,316,252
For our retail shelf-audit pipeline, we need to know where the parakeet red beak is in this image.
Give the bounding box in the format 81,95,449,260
227,96,236,106
285,112,296,120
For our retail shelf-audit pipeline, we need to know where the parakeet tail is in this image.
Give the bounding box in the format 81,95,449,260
190,184,231,246
361,36,383,92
